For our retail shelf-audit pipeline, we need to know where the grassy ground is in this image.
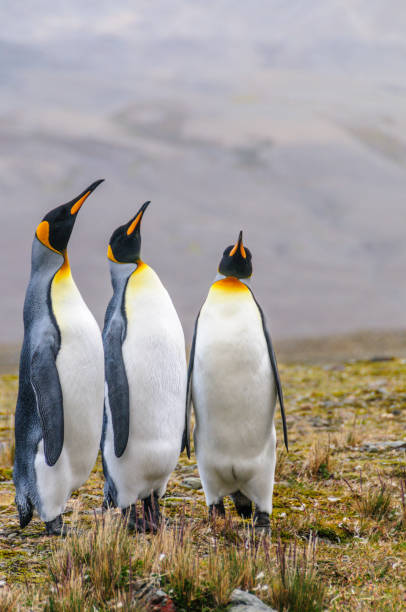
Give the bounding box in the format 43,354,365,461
1,358,406,609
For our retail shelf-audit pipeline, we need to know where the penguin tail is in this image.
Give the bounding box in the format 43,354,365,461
102,493,117,511
15,495,33,529
181,429,190,459
231,491,253,519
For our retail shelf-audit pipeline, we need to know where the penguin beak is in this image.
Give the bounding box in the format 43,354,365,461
127,201,151,235
229,230,246,259
70,179,105,215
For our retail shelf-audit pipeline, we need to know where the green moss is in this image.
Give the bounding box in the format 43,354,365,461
0,549,20,559
0,467,12,481
2,362,406,608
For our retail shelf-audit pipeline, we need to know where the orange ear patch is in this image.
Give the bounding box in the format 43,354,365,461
240,243,246,258
107,244,120,263
70,191,90,215
127,211,143,235
36,221,60,254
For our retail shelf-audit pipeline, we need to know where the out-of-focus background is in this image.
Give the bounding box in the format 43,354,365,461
1,1,406,370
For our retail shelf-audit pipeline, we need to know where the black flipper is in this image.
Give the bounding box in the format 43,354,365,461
181,310,201,458
16,495,33,529
104,316,130,458
248,289,288,451
31,345,64,466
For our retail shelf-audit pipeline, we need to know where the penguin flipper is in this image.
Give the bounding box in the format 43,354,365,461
30,345,64,466
104,317,130,458
182,311,200,459
15,494,33,528
249,290,288,451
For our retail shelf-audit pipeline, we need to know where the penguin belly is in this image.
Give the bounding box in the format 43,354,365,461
104,265,186,508
34,267,104,521
192,280,277,512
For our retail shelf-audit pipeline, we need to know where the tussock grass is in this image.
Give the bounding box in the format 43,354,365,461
0,440,14,468
400,479,406,529
44,511,327,611
302,439,333,480
345,416,363,447
270,535,326,612
46,510,138,610
275,448,290,481
344,474,393,521
0,585,22,611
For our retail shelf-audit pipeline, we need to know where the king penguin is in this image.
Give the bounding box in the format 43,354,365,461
183,231,288,530
13,180,105,535
101,202,187,531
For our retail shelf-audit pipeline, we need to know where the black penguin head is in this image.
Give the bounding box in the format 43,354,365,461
35,180,104,254
108,201,150,264
218,231,252,279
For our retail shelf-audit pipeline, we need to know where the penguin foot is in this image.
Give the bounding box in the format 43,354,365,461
133,517,159,534
140,493,161,533
122,495,162,534
209,499,226,519
231,491,253,519
253,510,271,533
122,504,138,530
45,515,67,536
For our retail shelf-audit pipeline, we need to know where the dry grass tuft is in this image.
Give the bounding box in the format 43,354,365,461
0,440,15,468
397,478,406,530
46,510,137,610
0,585,22,611
302,439,333,480
345,416,363,447
275,448,290,481
270,534,326,612
344,474,393,521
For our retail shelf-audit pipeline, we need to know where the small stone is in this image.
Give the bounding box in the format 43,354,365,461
328,497,340,502
181,477,202,490
360,440,406,452
164,496,192,503
229,588,276,611
149,588,176,611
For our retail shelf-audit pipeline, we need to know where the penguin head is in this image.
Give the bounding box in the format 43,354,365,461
108,201,150,264
35,180,104,254
218,231,252,279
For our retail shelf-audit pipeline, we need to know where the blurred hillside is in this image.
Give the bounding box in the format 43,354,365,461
1,1,406,345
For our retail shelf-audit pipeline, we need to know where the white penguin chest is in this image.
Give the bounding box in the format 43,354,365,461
50,266,104,462
122,263,186,430
193,279,275,440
